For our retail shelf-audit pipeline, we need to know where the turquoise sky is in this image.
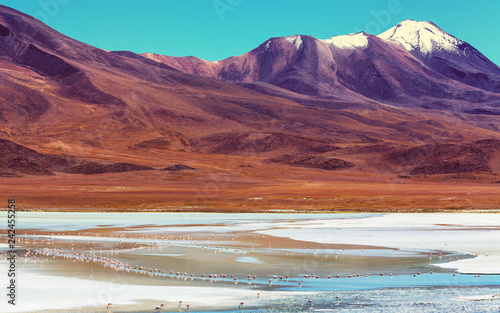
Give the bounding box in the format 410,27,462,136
0,0,499,65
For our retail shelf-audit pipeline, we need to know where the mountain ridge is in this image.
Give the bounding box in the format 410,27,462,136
137,20,500,112
0,5,499,183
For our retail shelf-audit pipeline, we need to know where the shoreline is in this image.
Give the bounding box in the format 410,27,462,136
1,209,500,213
1,212,500,312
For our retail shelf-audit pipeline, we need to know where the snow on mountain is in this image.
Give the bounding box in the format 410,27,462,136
322,32,369,50
378,19,500,93
284,35,303,49
378,19,462,55
138,18,500,101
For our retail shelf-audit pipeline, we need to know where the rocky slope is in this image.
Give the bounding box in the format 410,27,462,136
0,5,499,178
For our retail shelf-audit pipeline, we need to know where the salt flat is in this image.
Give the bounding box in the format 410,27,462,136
0,262,309,313
257,213,500,274
1,212,499,312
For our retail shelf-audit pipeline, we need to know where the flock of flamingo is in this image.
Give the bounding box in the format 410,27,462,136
2,230,493,312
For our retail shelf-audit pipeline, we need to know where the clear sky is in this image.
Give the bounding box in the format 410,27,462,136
0,0,499,65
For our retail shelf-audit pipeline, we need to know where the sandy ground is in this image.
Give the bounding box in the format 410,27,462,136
0,166,499,212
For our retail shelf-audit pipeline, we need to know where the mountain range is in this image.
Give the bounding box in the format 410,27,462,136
137,19,500,114
0,4,499,187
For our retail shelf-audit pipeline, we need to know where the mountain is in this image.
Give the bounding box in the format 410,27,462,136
379,19,500,95
1,5,500,211
0,4,500,186
142,21,500,113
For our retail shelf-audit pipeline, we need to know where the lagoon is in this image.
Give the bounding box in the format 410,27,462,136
0,212,499,312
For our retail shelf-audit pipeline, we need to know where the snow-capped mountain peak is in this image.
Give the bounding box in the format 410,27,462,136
378,19,463,55
284,35,303,49
322,32,369,50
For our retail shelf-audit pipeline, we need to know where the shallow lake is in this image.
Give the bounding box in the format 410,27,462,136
0,212,499,312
